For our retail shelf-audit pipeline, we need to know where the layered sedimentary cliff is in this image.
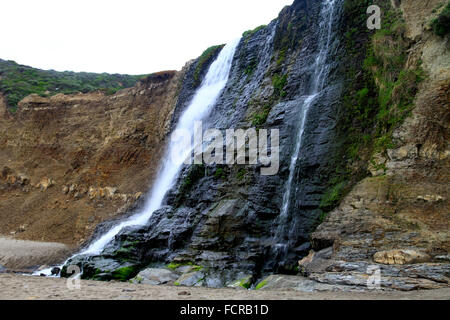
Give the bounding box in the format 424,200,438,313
0,70,185,247
308,0,450,291
1,0,448,291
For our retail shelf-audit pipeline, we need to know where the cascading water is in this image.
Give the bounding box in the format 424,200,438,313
274,0,341,252
36,37,241,276
81,38,241,256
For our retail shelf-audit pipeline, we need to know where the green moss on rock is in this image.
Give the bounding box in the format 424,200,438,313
319,0,425,220
254,279,268,290
242,25,267,38
193,45,225,87
431,3,450,37
272,74,288,98
319,181,348,214
166,261,203,272
174,164,205,207
110,266,140,281
251,105,271,127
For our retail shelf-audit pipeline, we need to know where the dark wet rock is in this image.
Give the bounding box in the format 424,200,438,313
175,271,205,287
61,254,140,281
63,0,350,286
298,247,334,276
51,267,61,276
82,197,147,252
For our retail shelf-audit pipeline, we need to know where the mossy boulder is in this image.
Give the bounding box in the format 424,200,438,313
227,275,253,290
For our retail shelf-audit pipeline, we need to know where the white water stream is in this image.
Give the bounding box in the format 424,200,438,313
276,0,340,240
82,38,240,256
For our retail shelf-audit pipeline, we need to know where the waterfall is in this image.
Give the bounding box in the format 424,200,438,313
35,37,240,276
275,0,341,246
81,38,240,256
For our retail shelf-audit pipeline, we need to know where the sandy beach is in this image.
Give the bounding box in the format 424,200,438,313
0,237,72,272
0,273,449,300
0,237,449,300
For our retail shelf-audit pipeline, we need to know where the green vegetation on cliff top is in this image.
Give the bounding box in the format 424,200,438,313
193,45,225,87
242,25,267,38
0,59,146,110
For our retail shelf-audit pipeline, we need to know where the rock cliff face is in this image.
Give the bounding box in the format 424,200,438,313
308,0,449,291
1,0,448,290
65,0,350,284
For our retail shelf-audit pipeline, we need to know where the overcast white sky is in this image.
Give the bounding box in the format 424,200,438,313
1,0,293,75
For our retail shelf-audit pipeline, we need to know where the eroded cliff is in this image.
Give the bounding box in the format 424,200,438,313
0,70,185,247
